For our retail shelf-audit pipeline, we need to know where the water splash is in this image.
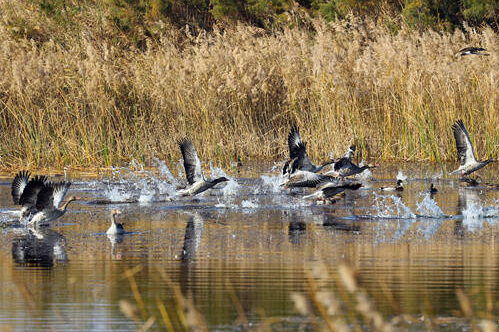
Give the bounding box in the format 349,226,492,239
372,193,415,219
396,170,407,182
209,163,239,196
241,200,258,208
259,174,285,194
355,160,373,182
416,193,445,218
101,159,179,202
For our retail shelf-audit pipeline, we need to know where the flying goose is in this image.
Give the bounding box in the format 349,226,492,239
449,120,497,177
177,138,228,196
380,179,404,192
456,47,489,57
29,182,80,226
106,209,124,235
283,127,333,175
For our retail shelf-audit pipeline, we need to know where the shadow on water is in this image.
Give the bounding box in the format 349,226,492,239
11,227,67,268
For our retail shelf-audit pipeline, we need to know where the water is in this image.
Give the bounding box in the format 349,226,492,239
2,162,499,331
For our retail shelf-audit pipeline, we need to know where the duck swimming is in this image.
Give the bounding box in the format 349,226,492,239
106,209,124,235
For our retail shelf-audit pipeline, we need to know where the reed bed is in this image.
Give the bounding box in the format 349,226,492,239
1,1,499,170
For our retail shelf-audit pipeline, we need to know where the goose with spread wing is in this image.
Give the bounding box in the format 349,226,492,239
177,138,228,196
282,170,337,189
11,171,48,218
450,120,497,177
29,182,80,226
283,127,333,175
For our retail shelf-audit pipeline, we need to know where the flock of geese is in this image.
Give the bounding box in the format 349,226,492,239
7,119,497,233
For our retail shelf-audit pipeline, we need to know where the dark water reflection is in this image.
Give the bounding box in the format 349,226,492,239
1,163,499,330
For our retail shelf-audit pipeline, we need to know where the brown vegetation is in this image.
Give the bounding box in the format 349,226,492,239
0,1,498,170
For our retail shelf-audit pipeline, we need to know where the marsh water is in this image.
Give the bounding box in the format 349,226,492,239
2,161,499,331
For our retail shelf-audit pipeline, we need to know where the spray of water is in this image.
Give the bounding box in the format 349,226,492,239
416,193,445,218
372,193,415,219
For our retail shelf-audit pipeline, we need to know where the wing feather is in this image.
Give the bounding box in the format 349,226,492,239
19,175,48,208
452,120,477,166
11,171,30,205
36,182,71,211
178,138,203,185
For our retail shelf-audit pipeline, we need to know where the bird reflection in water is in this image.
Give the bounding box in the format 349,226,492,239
11,226,67,268
107,233,125,260
288,211,306,246
181,212,204,262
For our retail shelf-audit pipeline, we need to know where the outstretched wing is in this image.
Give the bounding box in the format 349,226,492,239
36,182,71,211
178,138,203,185
11,170,30,205
287,127,303,159
19,175,48,208
452,120,477,166
322,182,362,198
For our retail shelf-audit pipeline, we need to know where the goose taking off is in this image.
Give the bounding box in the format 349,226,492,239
450,120,497,177
332,158,378,178
177,138,229,196
456,47,489,57
283,127,333,175
29,182,80,226
11,171,48,218
303,179,362,203
106,209,124,235
282,170,337,189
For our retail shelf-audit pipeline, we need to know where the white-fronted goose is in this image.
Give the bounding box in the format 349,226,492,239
177,138,228,196
450,120,497,177
106,209,124,235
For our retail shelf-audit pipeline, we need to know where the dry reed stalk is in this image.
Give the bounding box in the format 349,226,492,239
1,1,499,172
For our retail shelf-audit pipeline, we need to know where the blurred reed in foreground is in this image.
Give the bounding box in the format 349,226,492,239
1,1,499,170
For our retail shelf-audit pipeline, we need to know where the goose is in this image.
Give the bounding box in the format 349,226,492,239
283,127,333,175
282,170,337,189
333,158,378,178
303,179,362,203
177,138,229,196
380,179,404,192
449,120,497,177
29,182,80,226
11,171,48,219
106,209,124,235
456,47,489,57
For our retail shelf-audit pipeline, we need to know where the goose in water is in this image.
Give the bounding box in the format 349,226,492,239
283,127,333,175
11,171,48,218
106,209,124,235
282,170,337,189
332,158,378,178
29,182,80,226
303,179,362,203
456,47,489,57
177,138,229,196
380,179,404,192
449,120,497,177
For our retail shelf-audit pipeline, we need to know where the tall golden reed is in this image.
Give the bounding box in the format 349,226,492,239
0,1,498,170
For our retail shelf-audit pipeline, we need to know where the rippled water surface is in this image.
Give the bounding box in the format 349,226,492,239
2,161,499,331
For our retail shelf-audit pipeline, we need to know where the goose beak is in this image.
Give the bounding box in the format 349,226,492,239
115,210,122,214
74,197,81,200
